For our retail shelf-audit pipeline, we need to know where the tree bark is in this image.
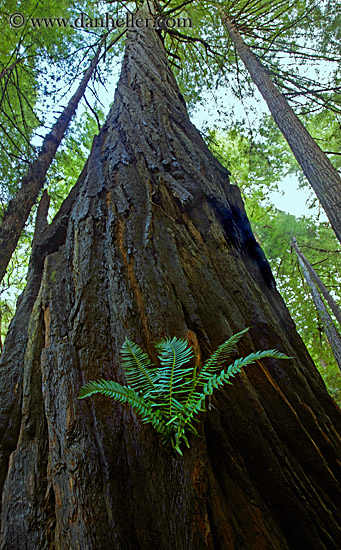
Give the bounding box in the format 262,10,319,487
292,238,341,370
0,35,106,285
221,15,341,246
0,12,340,550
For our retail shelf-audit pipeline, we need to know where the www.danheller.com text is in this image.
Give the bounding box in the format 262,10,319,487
9,11,192,30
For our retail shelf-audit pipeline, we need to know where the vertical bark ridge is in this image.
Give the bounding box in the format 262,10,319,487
0,162,88,504
114,205,152,344
1,288,54,549
0,10,340,550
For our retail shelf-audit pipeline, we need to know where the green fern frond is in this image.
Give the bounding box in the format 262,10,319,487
78,333,289,455
177,348,290,448
78,378,148,407
78,379,168,435
121,337,157,398
196,328,250,383
176,373,230,442
182,328,249,410
154,337,194,416
155,337,194,372
226,350,289,376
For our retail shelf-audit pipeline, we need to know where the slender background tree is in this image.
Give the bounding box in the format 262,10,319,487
291,237,341,370
0,33,108,283
220,11,341,244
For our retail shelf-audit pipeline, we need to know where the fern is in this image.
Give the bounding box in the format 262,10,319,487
183,328,249,409
78,379,168,435
195,328,249,383
154,337,194,416
78,329,289,454
121,338,157,398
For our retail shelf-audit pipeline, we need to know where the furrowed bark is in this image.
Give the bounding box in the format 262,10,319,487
0,165,86,515
0,7,340,549
0,34,106,285
292,238,341,370
222,15,341,246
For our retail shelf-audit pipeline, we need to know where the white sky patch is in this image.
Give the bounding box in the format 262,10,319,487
271,174,328,220
190,94,320,219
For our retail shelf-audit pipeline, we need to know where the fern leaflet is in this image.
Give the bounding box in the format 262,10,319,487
78,332,289,454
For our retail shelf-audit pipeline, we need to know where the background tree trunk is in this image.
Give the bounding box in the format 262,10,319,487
0,34,106,285
0,13,340,550
292,238,341,370
222,14,341,246
291,238,341,327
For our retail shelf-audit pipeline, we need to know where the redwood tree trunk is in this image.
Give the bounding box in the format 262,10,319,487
222,15,341,246
0,14,340,550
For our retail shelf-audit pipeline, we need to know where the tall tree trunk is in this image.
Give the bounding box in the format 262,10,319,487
221,14,341,246
292,238,341,370
0,34,107,285
0,12,340,550
291,238,341,327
